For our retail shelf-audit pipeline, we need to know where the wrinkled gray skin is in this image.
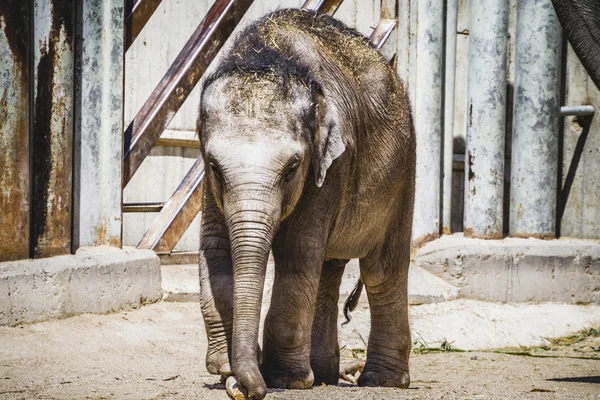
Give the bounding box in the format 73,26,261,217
198,10,415,400
551,0,600,91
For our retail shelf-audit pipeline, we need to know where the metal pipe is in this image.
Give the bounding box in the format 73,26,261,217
0,0,31,261
464,0,508,239
560,105,595,116
73,0,125,250
412,0,444,246
442,0,458,235
509,0,562,239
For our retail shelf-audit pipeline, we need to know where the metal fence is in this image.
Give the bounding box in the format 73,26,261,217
1,0,598,263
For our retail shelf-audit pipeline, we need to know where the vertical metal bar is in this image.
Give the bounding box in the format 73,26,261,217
442,0,458,235
397,0,417,104
31,0,75,258
412,0,444,246
72,0,124,250
509,0,562,239
0,1,31,261
463,0,508,239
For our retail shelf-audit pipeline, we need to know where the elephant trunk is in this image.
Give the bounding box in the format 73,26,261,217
225,196,280,399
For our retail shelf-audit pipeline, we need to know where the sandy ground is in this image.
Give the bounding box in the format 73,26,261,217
0,301,599,400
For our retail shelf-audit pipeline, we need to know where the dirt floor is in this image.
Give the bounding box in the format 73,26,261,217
0,302,599,400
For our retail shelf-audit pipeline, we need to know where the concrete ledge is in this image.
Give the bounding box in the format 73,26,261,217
0,246,162,326
414,234,600,304
161,259,458,305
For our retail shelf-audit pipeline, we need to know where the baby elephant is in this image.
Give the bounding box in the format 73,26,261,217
198,8,415,399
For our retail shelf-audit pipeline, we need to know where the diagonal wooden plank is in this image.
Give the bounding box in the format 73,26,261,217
125,0,164,51
302,0,344,14
123,0,254,187
137,157,205,253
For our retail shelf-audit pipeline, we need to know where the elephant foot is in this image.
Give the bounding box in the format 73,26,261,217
357,367,410,389
262,365,314,389
236,363,268,400
206,345,233,377
206,342,262,380
311,357,340,386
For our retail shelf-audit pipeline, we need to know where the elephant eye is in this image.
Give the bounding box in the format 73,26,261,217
209,160,224,184
284,159,300,183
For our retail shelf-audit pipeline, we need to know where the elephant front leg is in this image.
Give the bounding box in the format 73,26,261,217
261,243,325,389
357,230,411,388
310,259,347,386
199,190,234,377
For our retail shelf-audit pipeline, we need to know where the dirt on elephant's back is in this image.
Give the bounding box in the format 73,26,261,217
257,9,388,78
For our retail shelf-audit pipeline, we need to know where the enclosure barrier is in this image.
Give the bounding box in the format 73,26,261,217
0,0,125,262
2,0,599,263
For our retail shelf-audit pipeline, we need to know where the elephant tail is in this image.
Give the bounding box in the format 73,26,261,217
342,278,363,326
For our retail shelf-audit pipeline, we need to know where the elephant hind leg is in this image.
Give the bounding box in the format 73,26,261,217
310,258,348,386
357,217,412,389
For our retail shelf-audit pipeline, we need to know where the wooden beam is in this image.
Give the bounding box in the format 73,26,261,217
137,157,204,253
125,0,163,51
302,0,344,14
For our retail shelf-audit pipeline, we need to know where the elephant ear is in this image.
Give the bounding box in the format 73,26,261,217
312,85,345,188
552,0,600,91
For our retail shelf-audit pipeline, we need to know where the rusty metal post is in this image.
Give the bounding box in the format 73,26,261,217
122,0,254,187
509,0,562,239
31,0,75,258
412,0,444,246
463,0,508,239
0,1,31,261
72,0,124,250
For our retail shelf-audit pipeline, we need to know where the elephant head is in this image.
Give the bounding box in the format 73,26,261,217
198,64,344,395
552,0,600,90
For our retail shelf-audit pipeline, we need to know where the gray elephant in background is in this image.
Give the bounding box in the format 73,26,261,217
197,9,416,399
552,0,600,91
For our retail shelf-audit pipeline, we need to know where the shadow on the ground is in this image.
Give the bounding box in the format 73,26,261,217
547,376,600,384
